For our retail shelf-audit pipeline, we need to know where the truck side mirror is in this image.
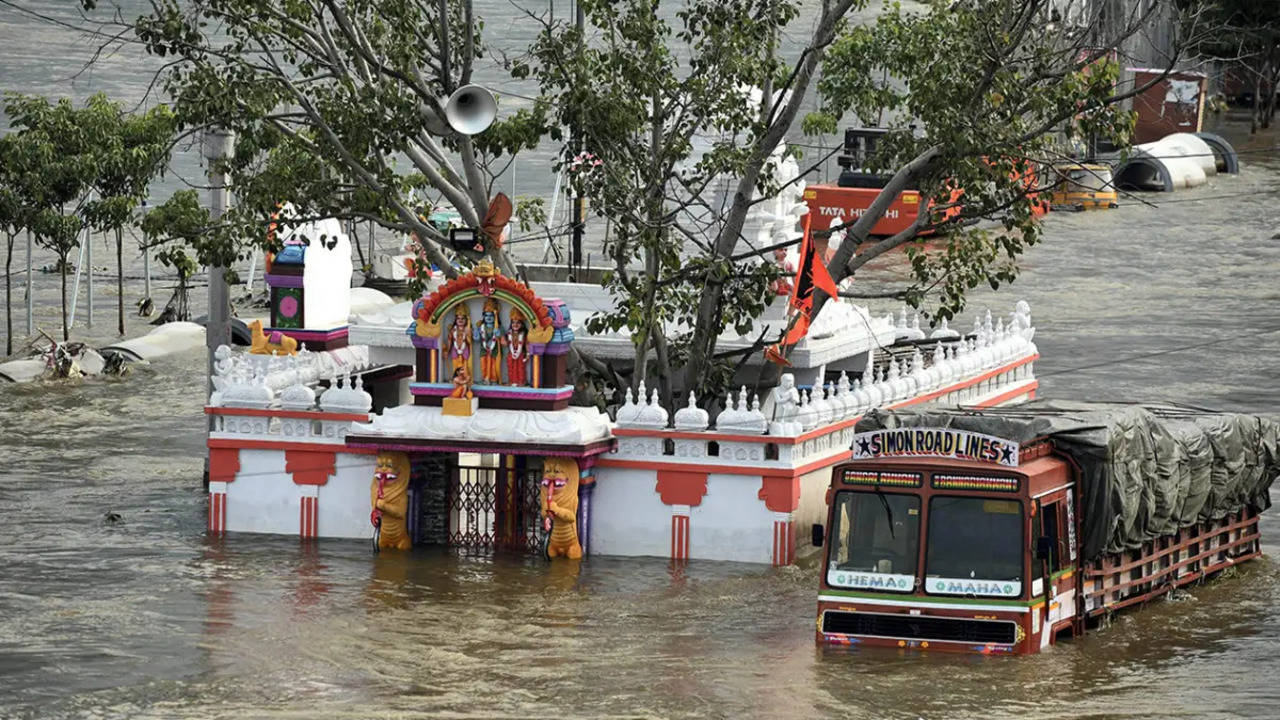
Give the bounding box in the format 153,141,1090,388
1035,536,1052,560
811,523,825,548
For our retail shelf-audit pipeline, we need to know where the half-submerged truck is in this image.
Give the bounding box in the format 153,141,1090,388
815,402,1279,654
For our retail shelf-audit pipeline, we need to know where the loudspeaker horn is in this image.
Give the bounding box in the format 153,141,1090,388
443,84,497,136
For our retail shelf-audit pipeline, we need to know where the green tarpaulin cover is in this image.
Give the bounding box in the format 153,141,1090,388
856,401,1279,561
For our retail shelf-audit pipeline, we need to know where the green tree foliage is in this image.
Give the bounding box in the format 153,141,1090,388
84,104,176,336
2,94,103,341
0,134,36,355
2,93,174,343
123,0,550,285
140,190,211,323
805,0,1167,331
527,0,861,405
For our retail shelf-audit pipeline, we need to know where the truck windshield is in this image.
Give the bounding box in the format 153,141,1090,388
924,496,1024,598
826,491,920,593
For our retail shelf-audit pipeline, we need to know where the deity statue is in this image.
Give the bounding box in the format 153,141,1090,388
772,373,801,419
444,305,471,374
540,457,581,559
449,363,474,399
370,451,411,550
474,298,503,384
505,308,529,385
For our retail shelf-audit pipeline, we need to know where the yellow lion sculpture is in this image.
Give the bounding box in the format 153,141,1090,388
541,457,581,559
371,451,411,551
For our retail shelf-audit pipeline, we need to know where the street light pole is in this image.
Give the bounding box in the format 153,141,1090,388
202,128,235,403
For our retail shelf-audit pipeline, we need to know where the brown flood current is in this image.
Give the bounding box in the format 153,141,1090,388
2,6,1280,715
1,127,1277,718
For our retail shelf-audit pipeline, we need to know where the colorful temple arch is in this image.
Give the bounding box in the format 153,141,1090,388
406,260,575,411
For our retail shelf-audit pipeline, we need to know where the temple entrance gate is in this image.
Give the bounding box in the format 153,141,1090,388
344,260,614,557
408,453,544,552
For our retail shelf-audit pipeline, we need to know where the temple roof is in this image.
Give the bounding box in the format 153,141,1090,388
344,403,615,457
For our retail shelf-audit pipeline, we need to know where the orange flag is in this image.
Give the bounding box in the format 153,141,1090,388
787,213,838,316
770,214,838,365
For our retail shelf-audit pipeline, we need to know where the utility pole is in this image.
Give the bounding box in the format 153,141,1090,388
25,230,32,334
86,221,94,328
570,1,586,278
141,200,151,301
203,128,234,402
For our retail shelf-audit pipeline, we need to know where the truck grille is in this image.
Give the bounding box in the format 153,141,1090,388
822,610,1017,645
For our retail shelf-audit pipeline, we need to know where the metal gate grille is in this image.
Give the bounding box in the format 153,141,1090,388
448,463,544,552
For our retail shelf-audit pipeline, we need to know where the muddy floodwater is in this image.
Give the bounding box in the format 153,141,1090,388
1,134,1277,718
4,4,1280,718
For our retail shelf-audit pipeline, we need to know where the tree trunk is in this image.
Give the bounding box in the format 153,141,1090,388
116,226,125,336
1252,66,1262,134
1264,49,1278,129
5,233,12,357
60,253,69,341
680,0,858,395
805,147,942,325
652,324,674,414
630,87,666,393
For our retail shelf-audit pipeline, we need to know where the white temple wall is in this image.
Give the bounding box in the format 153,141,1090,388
688,473,776,564
318,452,378,539
589,467,671,558
225,450,295,535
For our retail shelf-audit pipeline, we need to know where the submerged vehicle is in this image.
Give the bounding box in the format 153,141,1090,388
803,129,930,242
814,402,1278,654
1049,163,1119,211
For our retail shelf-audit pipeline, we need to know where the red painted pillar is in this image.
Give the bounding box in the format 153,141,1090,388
207,448,240,535
670,507,691,562
655,470,708,563
759,474,801,566
771,512,796,567
298,485,319,539
285,450,336,540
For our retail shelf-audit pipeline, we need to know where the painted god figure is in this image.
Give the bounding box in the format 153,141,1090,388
445,305,472,373
474,298,503,384
540,457,581,559
505,308,529,386
450,363,473,398
370,451,411,550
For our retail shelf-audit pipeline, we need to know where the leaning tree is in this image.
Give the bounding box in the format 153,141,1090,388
522,0,863,407
76,0,1203,401
768,0,1209,359
106,0,551,284
525,0,1199,403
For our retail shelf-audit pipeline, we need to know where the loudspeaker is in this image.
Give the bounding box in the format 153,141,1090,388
444,84,497,136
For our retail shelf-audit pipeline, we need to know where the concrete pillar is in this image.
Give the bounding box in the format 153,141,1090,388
208,481,229,534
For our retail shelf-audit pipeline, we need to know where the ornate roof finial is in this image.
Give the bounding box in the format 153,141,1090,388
674,390,709,431
473,258,499,278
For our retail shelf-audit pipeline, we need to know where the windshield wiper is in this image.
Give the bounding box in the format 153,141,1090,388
876,489,895,539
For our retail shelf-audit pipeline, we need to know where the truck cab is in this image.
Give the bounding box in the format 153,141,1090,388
816,428,1080,654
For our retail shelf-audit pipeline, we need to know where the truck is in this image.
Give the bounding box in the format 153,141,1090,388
814,402,1278,654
